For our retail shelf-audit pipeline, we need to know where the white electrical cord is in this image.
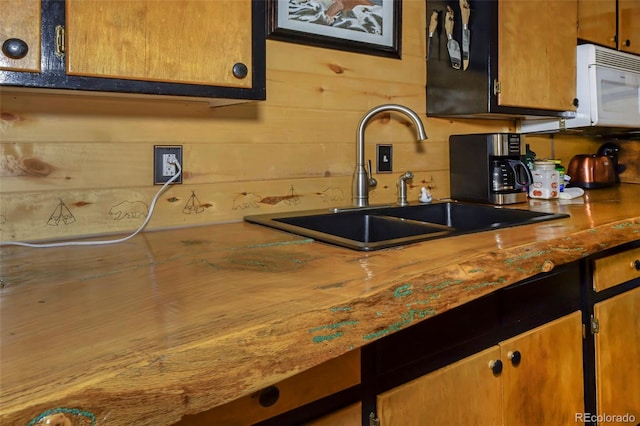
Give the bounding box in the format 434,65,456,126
0,161,182,248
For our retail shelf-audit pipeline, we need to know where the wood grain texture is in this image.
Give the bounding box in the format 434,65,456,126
1,185,639,425
498,0,577,112
618,141,640,184
594,288,640,422
0,0,514,243
0,0,40,72
618,0,640,55
593,246,640,291
501,312,584,426
578,0,617,48
377,346,502,425
176,349,359,425
66,0,252,87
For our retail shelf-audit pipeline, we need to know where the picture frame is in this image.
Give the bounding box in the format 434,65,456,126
267,0,402,59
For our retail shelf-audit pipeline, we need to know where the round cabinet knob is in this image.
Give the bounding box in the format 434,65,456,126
2,38,29,59
258,385,280,407
489,359,503,375
232,62,248,79
572,98,579,108
623,39,631,47
508,350,522,366
633,259,640,271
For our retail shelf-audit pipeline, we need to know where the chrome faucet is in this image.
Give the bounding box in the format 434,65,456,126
352,104,428,207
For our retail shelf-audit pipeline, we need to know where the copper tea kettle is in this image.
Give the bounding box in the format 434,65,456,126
567,143,621,189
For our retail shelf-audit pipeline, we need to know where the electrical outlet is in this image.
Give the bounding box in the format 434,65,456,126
154,145,183,185
377,144,393,173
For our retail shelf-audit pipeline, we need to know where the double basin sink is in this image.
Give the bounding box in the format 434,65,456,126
244,201,569,251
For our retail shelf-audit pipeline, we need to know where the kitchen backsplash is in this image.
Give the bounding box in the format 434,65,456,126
0,0,611,243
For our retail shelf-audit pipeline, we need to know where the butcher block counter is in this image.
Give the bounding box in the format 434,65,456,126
1,184,639,425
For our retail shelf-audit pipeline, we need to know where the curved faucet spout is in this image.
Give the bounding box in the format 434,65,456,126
353,104,427,207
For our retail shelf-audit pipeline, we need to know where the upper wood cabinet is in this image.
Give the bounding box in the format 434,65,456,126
0,0,40,72
427,0,577,118
0,0,265,104
619,0,640,54
497,0,577,113
578,0,640,55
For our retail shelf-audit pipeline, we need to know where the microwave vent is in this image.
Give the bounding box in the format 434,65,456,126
594,49,640,73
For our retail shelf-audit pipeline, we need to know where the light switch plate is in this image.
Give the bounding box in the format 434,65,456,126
377,144,392,173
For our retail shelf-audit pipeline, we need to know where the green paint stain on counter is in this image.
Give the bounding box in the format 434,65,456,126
611,222,638,230
504,249,552,264
464,277,506,290
309,320,359,343
312,332,343,343
364,307,436,341
330,306,353,313
28,408,96,426
394,284,413,298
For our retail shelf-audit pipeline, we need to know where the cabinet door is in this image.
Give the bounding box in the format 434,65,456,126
65,0,253,88
618,0,640,55
303,403,362,426
594,287,640,421
497,0,577,112
501,311,584,426
0,0,40,72
577,0,617,49
377,346,503,426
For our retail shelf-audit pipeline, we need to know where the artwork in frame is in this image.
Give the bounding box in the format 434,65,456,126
267,0,402,58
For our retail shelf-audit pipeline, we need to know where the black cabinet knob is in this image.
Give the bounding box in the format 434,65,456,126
232,62,248,79
572,98,579,108
258,385,280,407
489,359,503,375
623,39,631,47
633,259,640,271
508,350,522,366
2,38,29,59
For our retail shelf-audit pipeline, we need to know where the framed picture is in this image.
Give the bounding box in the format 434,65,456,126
267,0,402,58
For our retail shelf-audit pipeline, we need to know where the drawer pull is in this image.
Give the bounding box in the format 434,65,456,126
258,385,280,408
2,38,28,59
232,62,248,79
508,350,522,366
489,359,503,375
633,259,640,271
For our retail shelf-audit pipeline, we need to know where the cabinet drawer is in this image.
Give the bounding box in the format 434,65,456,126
593,247,640,292
175,349,360,426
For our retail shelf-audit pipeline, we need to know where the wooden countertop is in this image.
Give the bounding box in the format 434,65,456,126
2,184,640,425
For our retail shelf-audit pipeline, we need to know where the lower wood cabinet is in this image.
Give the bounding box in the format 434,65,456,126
593,287,640,423
376,311,583,426
180,244,639,426
303,402,362,426
377,345,502,425
173,349,360,426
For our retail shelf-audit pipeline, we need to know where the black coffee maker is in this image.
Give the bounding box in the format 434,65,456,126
449,133,532,204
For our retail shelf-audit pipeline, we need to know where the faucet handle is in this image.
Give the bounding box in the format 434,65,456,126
367,160,378,188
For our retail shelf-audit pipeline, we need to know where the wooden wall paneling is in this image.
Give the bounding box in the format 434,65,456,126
0,0,517,242
617,141,639,184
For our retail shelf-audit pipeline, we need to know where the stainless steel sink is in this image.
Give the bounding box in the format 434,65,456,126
244,201,569,251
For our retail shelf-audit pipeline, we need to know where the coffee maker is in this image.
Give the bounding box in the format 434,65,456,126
449,133,532,205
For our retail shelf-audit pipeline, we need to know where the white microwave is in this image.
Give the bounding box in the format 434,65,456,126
519,44,640,135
